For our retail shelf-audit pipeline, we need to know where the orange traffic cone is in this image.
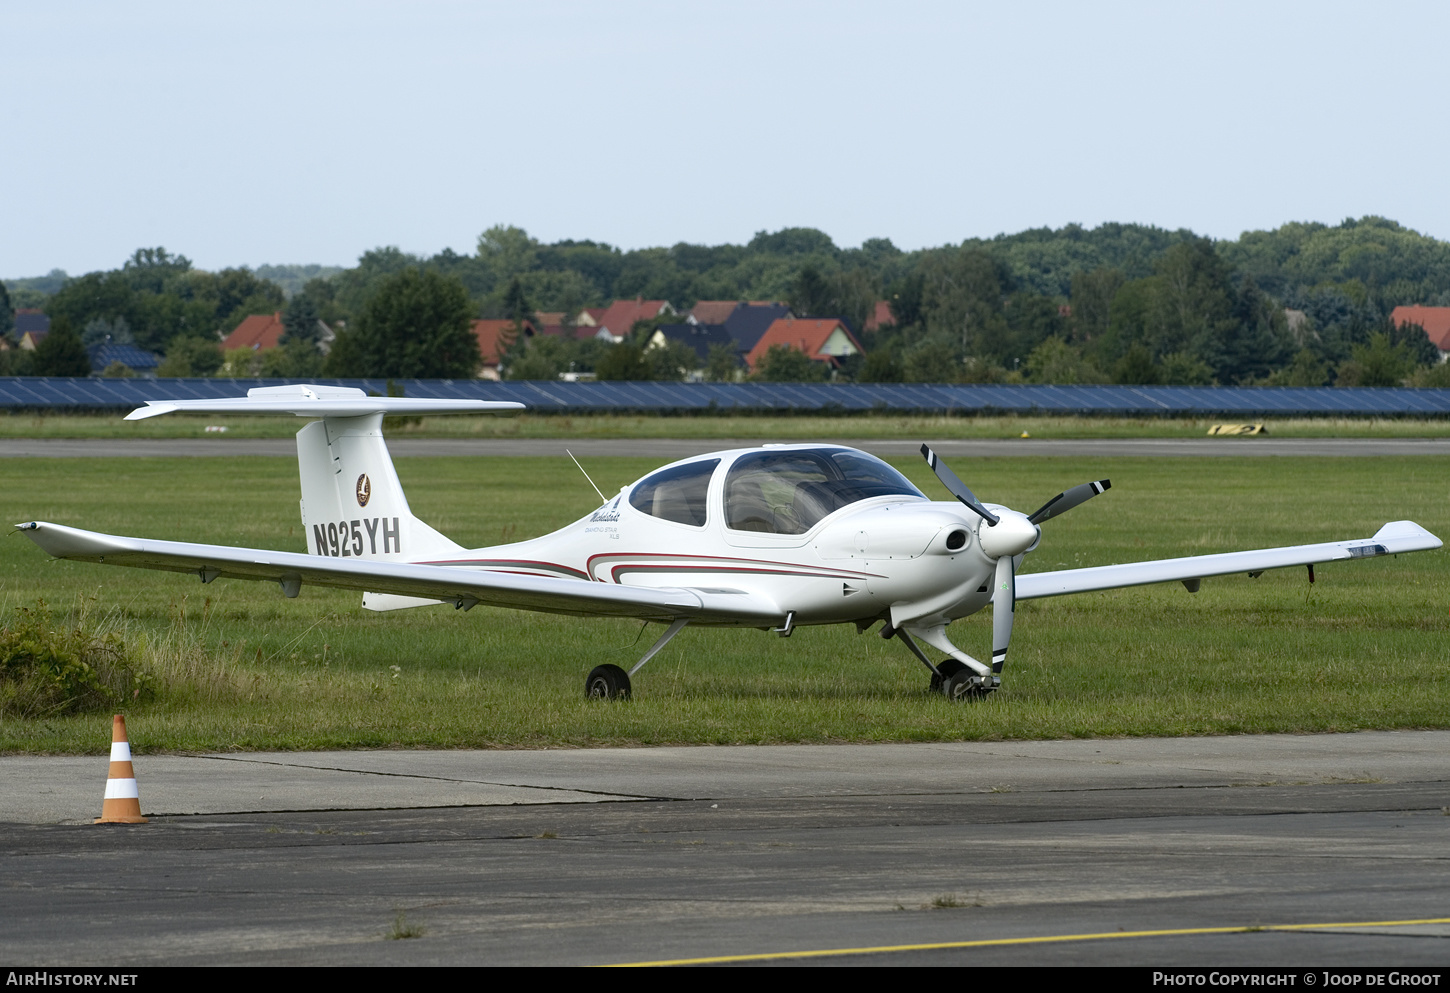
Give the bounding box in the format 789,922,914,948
95,714,147,824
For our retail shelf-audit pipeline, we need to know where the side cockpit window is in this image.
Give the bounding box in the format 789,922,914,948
725,449,925,535
628,459,719,527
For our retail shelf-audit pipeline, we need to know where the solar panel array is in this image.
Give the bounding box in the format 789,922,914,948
3,377,1449,416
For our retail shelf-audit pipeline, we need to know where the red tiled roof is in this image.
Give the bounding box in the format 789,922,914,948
222,312,284,351
595,298,671,338
863,300,894,332
1392,306,1450,351
471,319,534,365
745,318,864,369
688,300,740,325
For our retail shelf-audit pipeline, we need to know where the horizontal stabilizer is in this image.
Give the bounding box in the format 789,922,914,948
1015,520,1441,600
125,385,524,420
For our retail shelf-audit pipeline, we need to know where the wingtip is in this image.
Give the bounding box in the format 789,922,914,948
124,403,175,420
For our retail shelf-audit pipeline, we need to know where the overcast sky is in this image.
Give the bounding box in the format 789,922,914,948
4,0,1447,277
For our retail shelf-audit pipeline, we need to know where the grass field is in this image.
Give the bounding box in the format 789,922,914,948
4,411,1450,440
1,452,1446,753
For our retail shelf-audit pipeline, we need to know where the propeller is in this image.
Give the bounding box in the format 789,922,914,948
920,445,999,525
991,554,1014,674
919,445,1113,675
1027,479,1111,525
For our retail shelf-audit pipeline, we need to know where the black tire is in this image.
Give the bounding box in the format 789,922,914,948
942,669,992,703
585,664,632,701
929,658,967,694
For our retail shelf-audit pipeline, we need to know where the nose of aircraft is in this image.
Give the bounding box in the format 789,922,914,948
978,510,1038,559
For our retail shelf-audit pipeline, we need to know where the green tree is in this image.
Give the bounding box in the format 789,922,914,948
594,342,654,381
705,342,741,382
332,268,479,379
502,277,533,334
280,293,322,346
1069,267,1125,345
789,265,833,317
1335,333,1414,387
156,335,222,377
1112,343,1160,385
1262,349,1330,387
751,344,827,382
1160,351,1215,385
259,339,324,378
646,340,697,381
1023,337,1105,384
858,349,903,383
0,280,12,341
32,317,91,376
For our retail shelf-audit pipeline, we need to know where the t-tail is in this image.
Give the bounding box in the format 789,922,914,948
125,384,525,573
296,413,459,562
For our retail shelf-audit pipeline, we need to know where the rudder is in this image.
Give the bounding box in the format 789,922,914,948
297,413,462,562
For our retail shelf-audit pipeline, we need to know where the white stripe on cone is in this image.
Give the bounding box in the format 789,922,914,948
104,778,140,799
109,741,131,762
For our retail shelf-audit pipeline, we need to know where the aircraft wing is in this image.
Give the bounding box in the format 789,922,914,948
15,522,782,624
1015,521,1441,601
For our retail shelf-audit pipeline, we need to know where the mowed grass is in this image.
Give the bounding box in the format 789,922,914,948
1,453,1446,753
5,410,1450,440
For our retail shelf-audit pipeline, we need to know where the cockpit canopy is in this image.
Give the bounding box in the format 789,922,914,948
725,449,925,535
627,448,925,533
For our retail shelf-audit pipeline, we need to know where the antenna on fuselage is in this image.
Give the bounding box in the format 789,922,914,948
566,449,607,503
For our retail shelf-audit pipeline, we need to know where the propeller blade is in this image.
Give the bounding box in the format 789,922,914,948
991,554,1014,674
920,445,1000,525
1026,479,1111,525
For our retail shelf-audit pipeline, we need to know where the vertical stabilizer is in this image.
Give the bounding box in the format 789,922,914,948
297,414,462,562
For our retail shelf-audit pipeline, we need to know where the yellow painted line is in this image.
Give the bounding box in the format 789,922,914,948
605,916,1450,967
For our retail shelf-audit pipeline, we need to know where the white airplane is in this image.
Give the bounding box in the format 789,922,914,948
15,385,1443,701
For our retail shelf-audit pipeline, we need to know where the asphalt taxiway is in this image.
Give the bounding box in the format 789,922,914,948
4,732,1448,966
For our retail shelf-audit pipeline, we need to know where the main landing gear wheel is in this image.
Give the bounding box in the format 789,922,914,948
928,659,967,694
942,670,1001,703
585,664,631,701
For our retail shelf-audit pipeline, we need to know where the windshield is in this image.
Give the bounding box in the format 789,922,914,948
724,449,925,535
628,459,719,527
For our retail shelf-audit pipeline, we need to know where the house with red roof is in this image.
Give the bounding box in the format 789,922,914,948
863,300,895,332
223,311,335,356
745,318,864,372
223,312,286,352
472,318,536,380
686,300,742,326
1392,306,1450,360
593,298,675,342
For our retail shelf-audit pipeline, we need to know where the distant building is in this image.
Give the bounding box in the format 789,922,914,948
471,318,536,380
14,309,49,341
18,330,48,351
646,323,741,378
593,298,675,342
1391,306,1450,362
685,300,743,326
88,343,161,378
863,300,896,332
719,302,792,354
223,313,285,352
222,311,335,355
746,318,863,372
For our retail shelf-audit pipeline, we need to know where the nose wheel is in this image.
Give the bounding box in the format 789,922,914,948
942,668,1000,701
928,659,999,701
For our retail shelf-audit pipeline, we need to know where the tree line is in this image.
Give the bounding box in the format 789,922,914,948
5,217,1450,386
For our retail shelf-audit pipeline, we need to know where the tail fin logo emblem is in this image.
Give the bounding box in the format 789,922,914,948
356,474,371,507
